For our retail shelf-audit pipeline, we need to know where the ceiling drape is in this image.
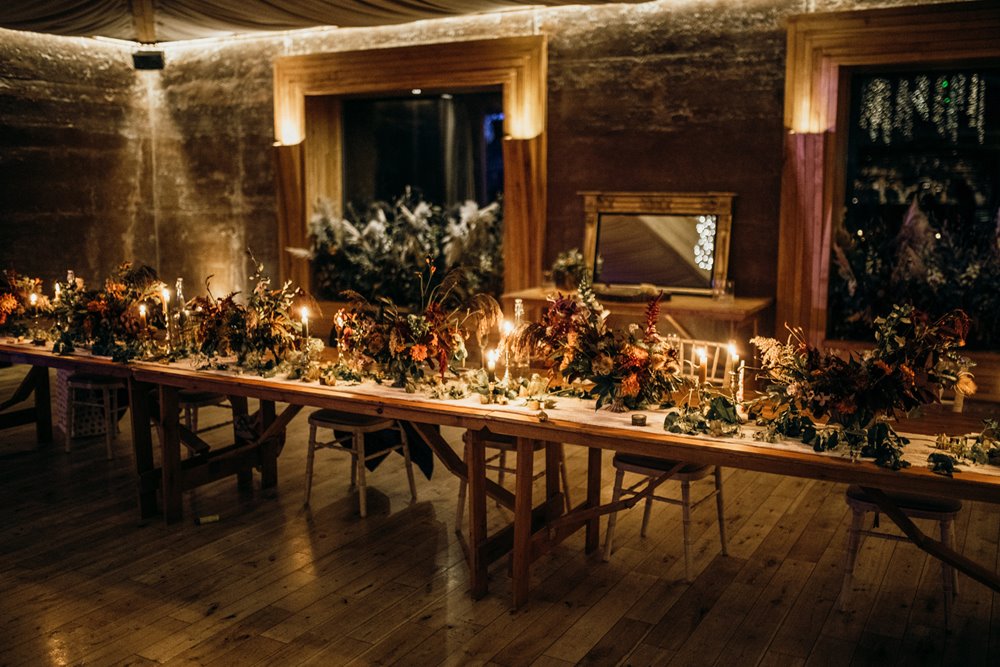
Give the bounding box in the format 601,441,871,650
0,0,624,41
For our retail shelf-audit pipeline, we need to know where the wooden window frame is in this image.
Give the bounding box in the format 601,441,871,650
272,36,547,313
777,1,1000,346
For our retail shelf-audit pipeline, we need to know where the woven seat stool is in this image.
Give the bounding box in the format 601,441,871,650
65,373,125,459
603,453,727,582
304,409,417,517
841,485,961,624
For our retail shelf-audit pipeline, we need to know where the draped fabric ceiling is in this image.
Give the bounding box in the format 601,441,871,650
0,0,615,42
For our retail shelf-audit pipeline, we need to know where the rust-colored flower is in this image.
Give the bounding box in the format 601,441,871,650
592,353,614,376
873,359,892,375
620,373,641,398
410,344,428,362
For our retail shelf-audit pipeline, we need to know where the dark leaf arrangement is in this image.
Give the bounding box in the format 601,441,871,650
750,304,976,469
0,270,45,337
511,278,682,412
307,189,503,309
332,264,501,390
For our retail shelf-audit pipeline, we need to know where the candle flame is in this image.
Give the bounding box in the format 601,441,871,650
161,288,170,304
139,304,147,316
697,347,707,364
300,306,309,322
727,341,737,357
29,293,37,306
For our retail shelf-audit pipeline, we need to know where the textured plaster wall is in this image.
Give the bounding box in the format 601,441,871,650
0,29,155,285
0,0,958,300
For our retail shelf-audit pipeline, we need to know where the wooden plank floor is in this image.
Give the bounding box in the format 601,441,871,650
0,367,998,666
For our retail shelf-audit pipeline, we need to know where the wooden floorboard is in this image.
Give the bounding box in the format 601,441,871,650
0,367,997,666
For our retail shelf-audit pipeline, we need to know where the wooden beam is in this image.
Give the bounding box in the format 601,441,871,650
130,0,156,44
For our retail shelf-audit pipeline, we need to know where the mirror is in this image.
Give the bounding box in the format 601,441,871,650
581,191,735,296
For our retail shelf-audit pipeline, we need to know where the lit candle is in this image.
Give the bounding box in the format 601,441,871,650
487,348,498,382
29,293,37,307
697,347,708,386
139,303,147,328
300,307,309,340
737,360,746,404
54,282,61,302
724,341,737,380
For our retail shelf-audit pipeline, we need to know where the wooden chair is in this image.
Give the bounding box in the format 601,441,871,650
454,431,572,532
177,389,229,434
65,373,125,459
841,485,960,624
304,409,417,518
603,454,727,582
671,337,734,386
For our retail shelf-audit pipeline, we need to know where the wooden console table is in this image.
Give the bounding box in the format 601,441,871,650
502,286,773,340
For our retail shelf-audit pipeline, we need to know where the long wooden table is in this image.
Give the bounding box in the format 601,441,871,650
4,341,1000,609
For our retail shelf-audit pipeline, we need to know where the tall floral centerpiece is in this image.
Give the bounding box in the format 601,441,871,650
0,270,46,337
51,263,165,361
335,265,498,389
514,279,681,411
750,304,974,468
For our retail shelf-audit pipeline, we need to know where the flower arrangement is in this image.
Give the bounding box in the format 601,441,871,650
513,279,681,411
188,253,303,372
0,270,45,336
51,262,165,361
550,248,599,290
750,304,974,468
334,265,499,389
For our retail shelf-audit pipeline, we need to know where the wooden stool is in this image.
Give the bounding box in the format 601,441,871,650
455,431,572,532
65,374,125,459
304,409,417,517
841,485,961,624
603,454,727,582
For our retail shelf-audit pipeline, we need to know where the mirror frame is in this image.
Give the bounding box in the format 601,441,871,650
580,191,735,296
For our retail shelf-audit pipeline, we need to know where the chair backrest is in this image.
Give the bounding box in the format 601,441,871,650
669,337,736,386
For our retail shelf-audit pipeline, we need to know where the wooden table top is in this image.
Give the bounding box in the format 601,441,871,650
5,341,998,504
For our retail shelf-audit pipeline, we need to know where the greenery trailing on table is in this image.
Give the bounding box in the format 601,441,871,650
750,304,974,469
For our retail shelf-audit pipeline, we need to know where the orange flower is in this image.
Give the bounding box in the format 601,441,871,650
410,344,428,362
620,374,641,397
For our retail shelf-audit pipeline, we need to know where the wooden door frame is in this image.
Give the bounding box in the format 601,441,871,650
776,1,1000,344
272,36,547,307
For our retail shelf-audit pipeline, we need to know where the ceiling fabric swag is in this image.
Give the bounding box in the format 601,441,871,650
0,0,639,42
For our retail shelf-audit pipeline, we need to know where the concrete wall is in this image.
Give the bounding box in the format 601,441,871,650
0,29,155,287
0,0,950,302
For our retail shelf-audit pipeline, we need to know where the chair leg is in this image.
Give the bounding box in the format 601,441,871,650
559,444,572,512
400,426,417,502
455,479,467,534
355,434,368,518
681,480,692,582
840,508,865,611
640,495,654,538
304,423,318,506
103,388,114,459
714,467,728,555
602,468,626,562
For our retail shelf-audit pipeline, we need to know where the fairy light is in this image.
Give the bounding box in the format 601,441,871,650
694,215,716,271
